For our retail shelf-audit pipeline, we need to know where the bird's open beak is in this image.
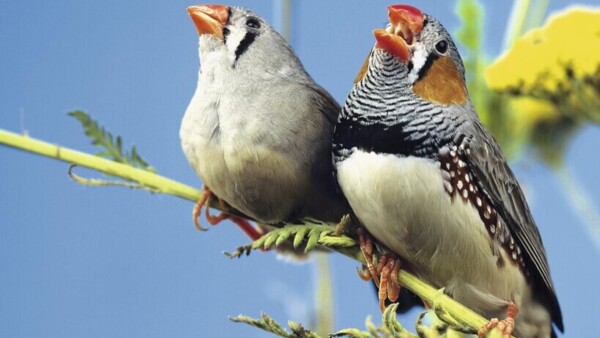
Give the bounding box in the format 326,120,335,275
374,4,424,61
187,4,229,40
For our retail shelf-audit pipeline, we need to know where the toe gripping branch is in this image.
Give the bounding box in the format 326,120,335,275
357,227,402,311
192,186,263,241
478,302,518,338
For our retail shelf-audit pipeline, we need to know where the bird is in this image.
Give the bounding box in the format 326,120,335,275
332,4,563,338
181,4,348,238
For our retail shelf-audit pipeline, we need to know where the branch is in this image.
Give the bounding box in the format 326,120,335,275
0,128,247,219
0,128,504,337
228,226,506,337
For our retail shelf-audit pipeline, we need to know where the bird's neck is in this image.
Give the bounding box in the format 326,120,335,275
335,59,470,159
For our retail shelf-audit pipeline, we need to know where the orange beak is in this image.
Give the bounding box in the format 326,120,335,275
187,4,229,40
374,4,424,61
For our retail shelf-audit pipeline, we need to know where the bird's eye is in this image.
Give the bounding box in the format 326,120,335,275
435,40,448,54
246,17,261,29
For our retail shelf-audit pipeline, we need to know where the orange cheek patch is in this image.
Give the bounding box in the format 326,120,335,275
412,56,468,105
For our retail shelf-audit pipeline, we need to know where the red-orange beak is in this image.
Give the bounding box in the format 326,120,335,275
374,4,424,61
187,4,229,40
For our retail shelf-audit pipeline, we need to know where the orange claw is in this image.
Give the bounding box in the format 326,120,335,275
357,265,374,281
378,253,402,311
356,226,405,312
192,187,212,231
192,186,264,242
358,227,380,285
478,302,519,338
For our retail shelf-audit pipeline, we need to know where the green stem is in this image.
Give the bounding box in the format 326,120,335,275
0,129,201,201
314,253,334,336
502,0,531,50
332,248,506,337
2,127,505,337
554,164,600,250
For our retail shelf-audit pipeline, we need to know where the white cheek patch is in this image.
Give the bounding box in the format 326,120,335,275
225,28,248,64
408,43,428,83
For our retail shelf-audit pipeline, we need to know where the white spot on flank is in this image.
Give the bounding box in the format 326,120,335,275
444,181,453,194
476,197,482,206
457,180,463,189
499,231,505,243
490,223,496,234
462,190,468,199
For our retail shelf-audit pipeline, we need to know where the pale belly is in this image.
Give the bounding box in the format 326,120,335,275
180,103,307,223
336,150,527,316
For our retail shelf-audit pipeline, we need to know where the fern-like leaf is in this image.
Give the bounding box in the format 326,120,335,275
253,223,355,253
69,110,156,173
231,313,322,338
224,220,356,259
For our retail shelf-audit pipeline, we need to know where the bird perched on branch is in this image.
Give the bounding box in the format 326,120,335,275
181,5,347,238
333,5,563,338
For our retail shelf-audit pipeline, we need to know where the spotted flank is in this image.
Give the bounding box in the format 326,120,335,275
439,144,526,272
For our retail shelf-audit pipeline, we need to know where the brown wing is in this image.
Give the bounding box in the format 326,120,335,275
460,120,563,332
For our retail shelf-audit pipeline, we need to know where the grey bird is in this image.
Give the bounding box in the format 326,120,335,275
333,5,563,338
181,4,347,235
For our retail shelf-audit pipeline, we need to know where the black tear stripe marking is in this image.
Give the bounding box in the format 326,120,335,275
416,53,439,81
234,31,257,63
222,7,232,44
438,144,527,274
223,27,230,44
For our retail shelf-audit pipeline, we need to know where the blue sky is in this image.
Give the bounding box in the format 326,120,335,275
1,1,599,337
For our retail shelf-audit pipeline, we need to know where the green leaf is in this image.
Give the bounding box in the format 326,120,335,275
455,0,482,55
68,110,156,173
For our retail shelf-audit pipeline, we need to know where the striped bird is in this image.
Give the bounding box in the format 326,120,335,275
333,5,563,338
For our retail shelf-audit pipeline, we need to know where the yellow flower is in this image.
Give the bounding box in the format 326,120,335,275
485,7,600,91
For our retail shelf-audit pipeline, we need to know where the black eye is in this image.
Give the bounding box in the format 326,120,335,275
435,40,448,54
246,17,261,29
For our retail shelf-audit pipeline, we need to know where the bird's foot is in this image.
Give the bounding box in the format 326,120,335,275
193,186,263,240
478,302,518,338
357,227,380,285
356,227,402,311
376,253,401,311
192,186,213,231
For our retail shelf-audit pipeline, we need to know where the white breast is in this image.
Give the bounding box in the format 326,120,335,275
336,149,528,317
179,69,308,223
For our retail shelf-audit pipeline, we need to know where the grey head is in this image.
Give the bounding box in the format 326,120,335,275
189,5,309,81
